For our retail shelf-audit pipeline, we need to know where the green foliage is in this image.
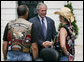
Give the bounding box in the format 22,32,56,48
58,2,79,37
58,23,62,31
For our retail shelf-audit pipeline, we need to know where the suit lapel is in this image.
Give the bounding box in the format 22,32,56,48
46,17,50,39
36,16,44,38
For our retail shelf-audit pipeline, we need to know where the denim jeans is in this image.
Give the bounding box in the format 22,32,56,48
7,51,32,61
59,56,69,61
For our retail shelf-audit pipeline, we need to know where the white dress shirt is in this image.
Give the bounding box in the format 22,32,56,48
38,15,47,31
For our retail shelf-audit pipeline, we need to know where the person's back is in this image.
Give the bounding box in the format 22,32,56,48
3,5,38,61
7,18,32,52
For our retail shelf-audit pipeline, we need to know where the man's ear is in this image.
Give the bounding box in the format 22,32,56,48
25,11,28,19
37,10,39,14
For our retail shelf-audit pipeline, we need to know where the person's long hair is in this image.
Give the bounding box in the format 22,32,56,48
63,17,70,25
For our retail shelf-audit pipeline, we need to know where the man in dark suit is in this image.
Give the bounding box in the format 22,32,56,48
29,3,57,60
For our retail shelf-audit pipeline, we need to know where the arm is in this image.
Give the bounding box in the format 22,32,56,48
31,24,38,59
3,24,8,61
60,28,74,61
42,41,54,48
60,28,70,56
31,42,38,59
37,40,53,48
3,41,8,60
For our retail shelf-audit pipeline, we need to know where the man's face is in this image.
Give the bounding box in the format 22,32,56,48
37,5,47,18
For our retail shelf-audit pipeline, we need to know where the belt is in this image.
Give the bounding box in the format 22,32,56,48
9,47,30,53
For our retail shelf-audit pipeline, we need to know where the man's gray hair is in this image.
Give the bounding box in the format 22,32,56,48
36,3,47,10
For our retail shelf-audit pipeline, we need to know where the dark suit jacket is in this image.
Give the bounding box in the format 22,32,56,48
29,16,57,52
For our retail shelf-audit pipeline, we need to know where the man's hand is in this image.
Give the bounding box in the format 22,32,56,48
4,57,7,61
69,54,74,61
42,41,54,48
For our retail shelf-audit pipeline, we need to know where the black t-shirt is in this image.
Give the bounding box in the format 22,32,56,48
3,24,8,41
3,23,38,43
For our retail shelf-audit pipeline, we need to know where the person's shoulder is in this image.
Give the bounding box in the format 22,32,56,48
22,19,33,27
7,19,16,25
26,20,33,24
29,16,37,21
46,16,53,20
46,16,54,22
60,27,67,34
60,27,66,31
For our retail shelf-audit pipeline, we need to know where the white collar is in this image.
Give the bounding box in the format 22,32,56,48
38,15,46,21
38,15,47,29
